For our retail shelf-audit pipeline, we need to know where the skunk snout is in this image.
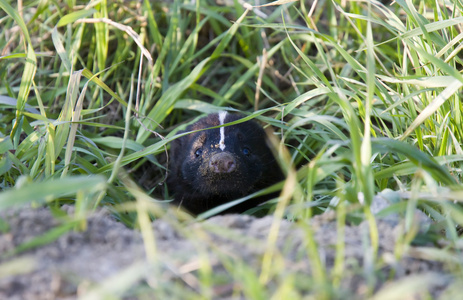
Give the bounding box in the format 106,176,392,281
209,152,236,173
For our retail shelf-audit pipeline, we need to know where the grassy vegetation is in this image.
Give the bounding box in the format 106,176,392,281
1,0,463,298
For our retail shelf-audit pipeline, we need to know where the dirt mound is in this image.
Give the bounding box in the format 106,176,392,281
0,202,450,299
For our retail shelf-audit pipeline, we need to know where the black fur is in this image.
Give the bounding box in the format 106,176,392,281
167,113,284,215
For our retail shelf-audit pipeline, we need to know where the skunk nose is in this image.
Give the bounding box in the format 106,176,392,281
209,152,236,173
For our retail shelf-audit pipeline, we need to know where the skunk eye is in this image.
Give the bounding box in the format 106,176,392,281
242,147,251,156
194,148,203,157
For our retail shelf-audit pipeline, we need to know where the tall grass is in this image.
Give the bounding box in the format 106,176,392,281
1,0,463,298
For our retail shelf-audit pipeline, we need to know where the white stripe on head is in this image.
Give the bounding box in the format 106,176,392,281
218,111,227,151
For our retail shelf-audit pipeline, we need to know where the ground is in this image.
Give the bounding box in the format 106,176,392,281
0,195,450,299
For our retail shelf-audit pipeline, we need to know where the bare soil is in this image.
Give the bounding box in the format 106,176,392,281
0,198,452,299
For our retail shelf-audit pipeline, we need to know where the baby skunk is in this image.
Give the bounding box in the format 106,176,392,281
167,112,284,215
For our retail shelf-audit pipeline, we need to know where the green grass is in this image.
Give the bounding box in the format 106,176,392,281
1,0,463,298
